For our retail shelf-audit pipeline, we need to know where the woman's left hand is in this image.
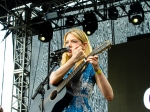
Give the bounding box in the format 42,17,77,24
86,55,100,71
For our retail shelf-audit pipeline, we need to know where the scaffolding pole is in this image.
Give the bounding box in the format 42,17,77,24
10,8,33,111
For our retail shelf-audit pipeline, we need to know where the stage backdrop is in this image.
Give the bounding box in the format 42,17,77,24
108,35,150,112
29,12,150,112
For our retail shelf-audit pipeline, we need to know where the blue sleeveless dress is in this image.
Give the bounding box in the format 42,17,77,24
62,63,96,112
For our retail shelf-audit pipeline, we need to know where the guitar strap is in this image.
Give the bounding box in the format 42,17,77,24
71,63,88,84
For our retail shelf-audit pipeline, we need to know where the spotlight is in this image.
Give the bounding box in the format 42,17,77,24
38,21,53,42
82,11,98,36
45,12,58,20
65,15,75,27
31,17,53,42
128,2,144,25
108,6,119,20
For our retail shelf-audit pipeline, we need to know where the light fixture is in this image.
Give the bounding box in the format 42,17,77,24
45,12,58,20
128,2,144,25
82,11,98,36
108,6,119,20
65,15,75,27
31,17,53,42
38,21,53,42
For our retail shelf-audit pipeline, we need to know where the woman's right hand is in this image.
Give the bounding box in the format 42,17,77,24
71,46,85,63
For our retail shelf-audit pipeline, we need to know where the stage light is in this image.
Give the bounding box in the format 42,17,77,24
108,6,119,20
128,2,144,25
31,17,53,42
45,12,58,20
65,15,75,27
38,21,53,42
82,11,98,36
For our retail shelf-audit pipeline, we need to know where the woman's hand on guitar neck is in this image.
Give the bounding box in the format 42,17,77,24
86,55,100,71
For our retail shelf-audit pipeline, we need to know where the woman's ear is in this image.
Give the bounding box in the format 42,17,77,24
82,42,88,50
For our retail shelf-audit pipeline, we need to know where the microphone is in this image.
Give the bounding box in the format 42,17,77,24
50,47,70,56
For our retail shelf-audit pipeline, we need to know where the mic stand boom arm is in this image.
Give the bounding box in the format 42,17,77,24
31,54,62,112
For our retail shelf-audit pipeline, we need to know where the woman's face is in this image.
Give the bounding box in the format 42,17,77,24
65,33,85,57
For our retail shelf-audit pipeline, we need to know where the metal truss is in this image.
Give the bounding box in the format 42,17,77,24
0,0,150,32
11,11,33,112
33,0,150,31
0,0,150,112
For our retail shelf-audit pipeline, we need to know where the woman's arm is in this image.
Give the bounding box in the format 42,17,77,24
94,69,114,101
50,46,85,85
86,55,114,101
49,57,75,85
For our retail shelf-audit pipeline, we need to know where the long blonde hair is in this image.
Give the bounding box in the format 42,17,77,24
61,28,92,67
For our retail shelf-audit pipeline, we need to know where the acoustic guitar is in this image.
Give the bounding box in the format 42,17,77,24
29,40,111,112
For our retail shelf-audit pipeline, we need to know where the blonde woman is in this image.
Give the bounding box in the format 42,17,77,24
50,28,114,112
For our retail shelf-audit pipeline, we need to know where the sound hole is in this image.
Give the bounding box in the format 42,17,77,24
50,90,57,100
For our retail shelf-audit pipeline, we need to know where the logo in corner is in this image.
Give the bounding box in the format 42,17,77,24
143,88,150,110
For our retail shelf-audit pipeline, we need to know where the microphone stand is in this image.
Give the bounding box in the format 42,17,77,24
32,54,62,112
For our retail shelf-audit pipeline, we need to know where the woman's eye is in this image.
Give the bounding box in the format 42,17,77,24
72,40,77,43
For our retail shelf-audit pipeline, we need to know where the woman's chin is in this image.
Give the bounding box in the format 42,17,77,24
67,53,72,57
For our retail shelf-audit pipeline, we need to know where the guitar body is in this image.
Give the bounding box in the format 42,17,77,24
44,85,73,112
30,86,73,112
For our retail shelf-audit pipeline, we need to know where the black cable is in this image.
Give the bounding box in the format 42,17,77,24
47,41,50,90
28,40,41,110
1,29,13,43
111,20,115,45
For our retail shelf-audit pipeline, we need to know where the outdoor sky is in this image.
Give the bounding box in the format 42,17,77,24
0,24,14,112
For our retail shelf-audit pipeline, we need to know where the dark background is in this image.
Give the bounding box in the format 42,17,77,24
108,34,150,112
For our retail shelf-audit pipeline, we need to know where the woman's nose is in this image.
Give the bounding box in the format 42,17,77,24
67,41,72,47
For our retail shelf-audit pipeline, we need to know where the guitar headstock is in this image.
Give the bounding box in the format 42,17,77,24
90,40,111,56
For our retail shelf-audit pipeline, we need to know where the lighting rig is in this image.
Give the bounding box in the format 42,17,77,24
0,0,149,42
